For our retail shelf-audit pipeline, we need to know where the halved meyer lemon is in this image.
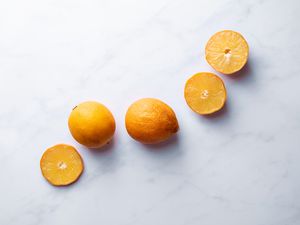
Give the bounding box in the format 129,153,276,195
184,72,226,115
40,144,84,186
205,30,249,74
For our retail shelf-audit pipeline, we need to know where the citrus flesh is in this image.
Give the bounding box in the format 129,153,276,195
184,72,226,115
40,144,84,186
68,101,116,148
125,98,179,144
205,30,249,74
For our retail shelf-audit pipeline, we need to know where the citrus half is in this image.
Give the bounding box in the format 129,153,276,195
40,144,84,186
205,30,249,74
184,72,226,115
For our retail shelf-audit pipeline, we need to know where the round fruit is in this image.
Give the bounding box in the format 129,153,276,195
40,144,84,186
205,30,249,74
68,101,115,148
125,98,179,144
184,72,226,115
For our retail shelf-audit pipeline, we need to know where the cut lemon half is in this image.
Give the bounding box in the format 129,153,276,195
40,144,84,186
184,72,226,115
205,30,249,74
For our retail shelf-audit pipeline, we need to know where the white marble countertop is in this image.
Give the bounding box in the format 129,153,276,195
1,0,300,224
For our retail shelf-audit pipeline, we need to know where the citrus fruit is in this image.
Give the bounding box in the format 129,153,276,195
205,30,249,74
40,144,84,186
68,101,116,148
125,98,179,144
184,72,226,115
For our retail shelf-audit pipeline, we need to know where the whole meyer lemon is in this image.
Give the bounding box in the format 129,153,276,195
68,101,116,148
125,98,179,144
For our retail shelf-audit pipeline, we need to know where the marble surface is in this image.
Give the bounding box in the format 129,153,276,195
1,0,300,224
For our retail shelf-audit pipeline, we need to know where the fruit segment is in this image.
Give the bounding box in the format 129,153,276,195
40,144,84,186
205,30,249,74
184,72,226,115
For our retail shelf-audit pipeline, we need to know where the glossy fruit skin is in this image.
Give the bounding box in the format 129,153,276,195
205,30,249,74
68,101,116,148
184,72,227,115
40,144,84,186
125,98,179,144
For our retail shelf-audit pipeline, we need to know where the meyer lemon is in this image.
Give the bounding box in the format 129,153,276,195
40,144,84,186
184,72,226,115
68,101,116,148
205,30,249,74
125,98,179,144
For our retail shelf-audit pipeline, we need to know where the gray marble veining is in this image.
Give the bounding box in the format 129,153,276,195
1,0,300,224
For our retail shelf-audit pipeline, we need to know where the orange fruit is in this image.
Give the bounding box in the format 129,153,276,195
68,101,116,148
40,144,84,186
205,30,249,74
184,72,226,115
125,98,179,144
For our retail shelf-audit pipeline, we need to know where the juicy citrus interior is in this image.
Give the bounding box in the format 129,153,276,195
184,72,226,115
205,30,249,74
68,101,116,148
125,98,179,144
40,144,84,186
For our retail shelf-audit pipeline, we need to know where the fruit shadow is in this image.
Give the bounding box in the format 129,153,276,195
137,133,183,171
50,139,117,189
86,138,116,154
87,138,122,178
140,133,180,152
225,58,253,83
199,58,253,121
202,101,229,120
